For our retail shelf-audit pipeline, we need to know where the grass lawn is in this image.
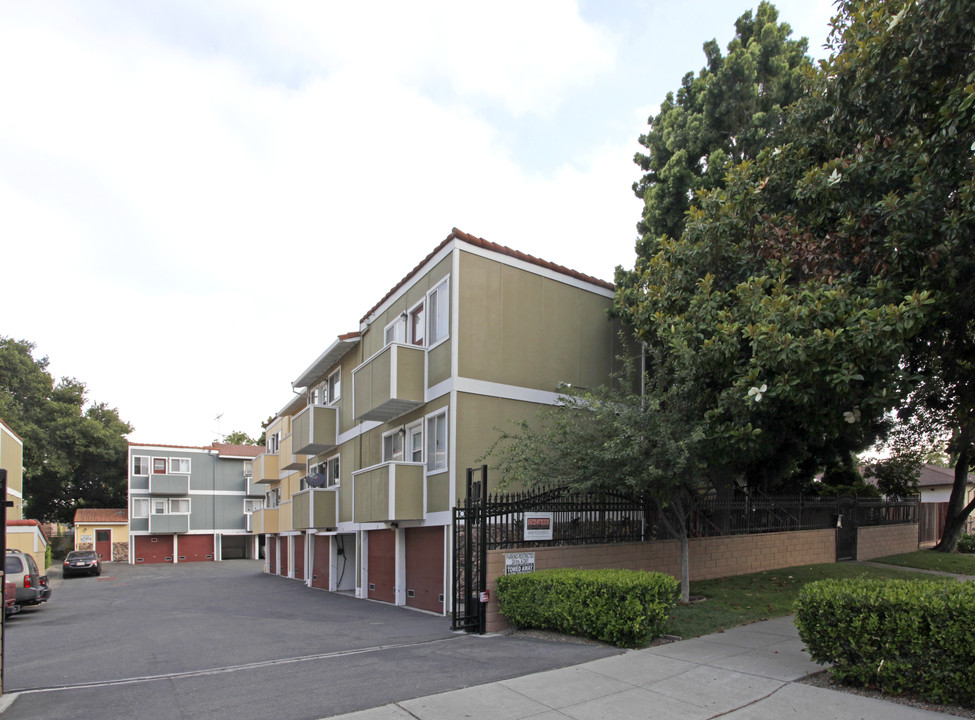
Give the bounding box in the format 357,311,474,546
666,562,946,639
869,549,975,575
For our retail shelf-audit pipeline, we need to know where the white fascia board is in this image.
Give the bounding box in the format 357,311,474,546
6,487,22,499
458,243,615,299
128,445,212,455
452,377,564,406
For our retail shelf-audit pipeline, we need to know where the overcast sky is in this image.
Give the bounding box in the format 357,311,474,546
1,0,834,446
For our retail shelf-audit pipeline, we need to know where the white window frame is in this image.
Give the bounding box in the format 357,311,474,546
169,498,190,514
169,457,191,474
384,315,407,346
407,422,423,463
325,454,340,488
408,300,425,346
132,497,149,518
242,460,253,477
327,368,341,404
132,456,150,476
265,488,280,509
152,499,167,515
427,278,449,347
382,428,405,462
426,409,448,473
266,432,280,454
244,498,263,514
151,457,168,475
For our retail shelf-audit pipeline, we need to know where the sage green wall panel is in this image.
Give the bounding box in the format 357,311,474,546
539,277,583,386
393,465,423,520
427,472,449,514
499,265,544,389
458,252,502,382
428,339,451,386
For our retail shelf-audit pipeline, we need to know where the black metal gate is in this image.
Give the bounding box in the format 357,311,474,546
451,465,488,633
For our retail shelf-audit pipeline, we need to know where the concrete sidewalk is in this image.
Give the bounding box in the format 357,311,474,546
329,616,960,720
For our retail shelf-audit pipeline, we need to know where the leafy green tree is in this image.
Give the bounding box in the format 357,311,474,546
222,430,258,446
621,2,810,289
0,337,132,521
488,356,707,602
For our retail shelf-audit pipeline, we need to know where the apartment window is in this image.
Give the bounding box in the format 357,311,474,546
426,410,447,472
266,432,280,454
169,457,191,474
169,498,190,514
152,499,167,514
427,279,449,345
132,498,149,518
325,455,340,487
152,458,168,474
132,456,150,476
242,460,253,477
409,303,425,346
384,315,406,346
244,498,263,513
383,430,404,462
265,487,280,508
408,423,423,463
327,368,341,404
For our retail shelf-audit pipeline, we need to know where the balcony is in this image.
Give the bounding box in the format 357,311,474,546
149,514,189,533
252,507,279,534
253,453,280,484
353,344,425,422
280,434,307,472
245,476,263,497
353,463,423,523
292,489,337,530
148,474,189,496
292,405,338,455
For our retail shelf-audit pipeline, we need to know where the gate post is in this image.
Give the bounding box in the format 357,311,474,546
478,464,488,635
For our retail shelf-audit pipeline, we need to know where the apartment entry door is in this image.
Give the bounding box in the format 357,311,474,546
96,529,112,562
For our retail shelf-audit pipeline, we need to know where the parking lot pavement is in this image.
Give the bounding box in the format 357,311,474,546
0,560,618,720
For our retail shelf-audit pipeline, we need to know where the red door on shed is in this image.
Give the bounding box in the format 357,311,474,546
367,529,395,603
268,537,277,574
280,538,290,577
133,535,174,564
311,535,330,589
405,526,444,613
177,535,214,562
95,529,112,562
293,535,305,581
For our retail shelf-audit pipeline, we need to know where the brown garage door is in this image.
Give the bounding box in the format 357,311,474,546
280,537,290,577
405,526,444,613
367,529,395,603
268,537,277,574
177,534,214,562
311,535,330,589
293,535,305,581
133,535,174,564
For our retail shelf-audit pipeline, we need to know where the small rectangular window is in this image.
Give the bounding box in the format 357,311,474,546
152,499,167,514
408,424,423,463
132,498,149,518
169,458,191,474
326,455,340,487
383,430,404,462
426,410,447,472
244,498,263,513
427,279,449,345
132,456,150,475
384,316,406,346
327,369,341,404
169,498,190,514
152,457,168,474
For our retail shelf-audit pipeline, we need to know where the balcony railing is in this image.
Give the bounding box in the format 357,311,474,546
292,404,338,455
292,489,337,530
252,507,279,534
280,434,307,472
353,462,424,523
149,514,189,533
148,475,190,496
353,344,425,422
253,453,280,484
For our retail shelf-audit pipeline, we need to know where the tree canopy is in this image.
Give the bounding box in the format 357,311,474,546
0,337,132,522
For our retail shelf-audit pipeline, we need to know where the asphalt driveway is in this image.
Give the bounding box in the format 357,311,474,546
1,560,618,720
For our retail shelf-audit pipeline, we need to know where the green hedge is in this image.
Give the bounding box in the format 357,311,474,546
957,534,975,554
496,568,679,647
795,578,975,706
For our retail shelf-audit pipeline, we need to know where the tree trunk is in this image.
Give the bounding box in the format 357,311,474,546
935,427,974,553
679,530,690,603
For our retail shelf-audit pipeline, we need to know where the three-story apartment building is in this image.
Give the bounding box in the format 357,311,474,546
252,228,624,613
128,442,264,563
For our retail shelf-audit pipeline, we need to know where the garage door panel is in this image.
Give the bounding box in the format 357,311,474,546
367,529,395,603
405,527,444,613
177,535,214,562
133,535,174,564
311,536,330,589
268,537,277,574
293,535,305,581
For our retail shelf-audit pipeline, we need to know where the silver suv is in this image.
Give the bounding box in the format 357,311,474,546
4,549,47,611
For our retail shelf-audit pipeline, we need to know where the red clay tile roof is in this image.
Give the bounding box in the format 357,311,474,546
360,228,614,324
210,443,263,458
7,519,48,540
73,509,128,524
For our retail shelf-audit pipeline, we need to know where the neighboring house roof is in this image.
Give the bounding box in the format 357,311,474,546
917,463,974,488
0,417,23,443
73,509,129,524
360,227,615,325
7,518,49,539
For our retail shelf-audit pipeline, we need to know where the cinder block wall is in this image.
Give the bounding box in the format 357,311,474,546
856,523,918,561
484,529,837,633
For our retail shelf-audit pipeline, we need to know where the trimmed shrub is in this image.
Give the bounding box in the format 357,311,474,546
795,578,975,707
496,568,679,647
957,534,975,554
